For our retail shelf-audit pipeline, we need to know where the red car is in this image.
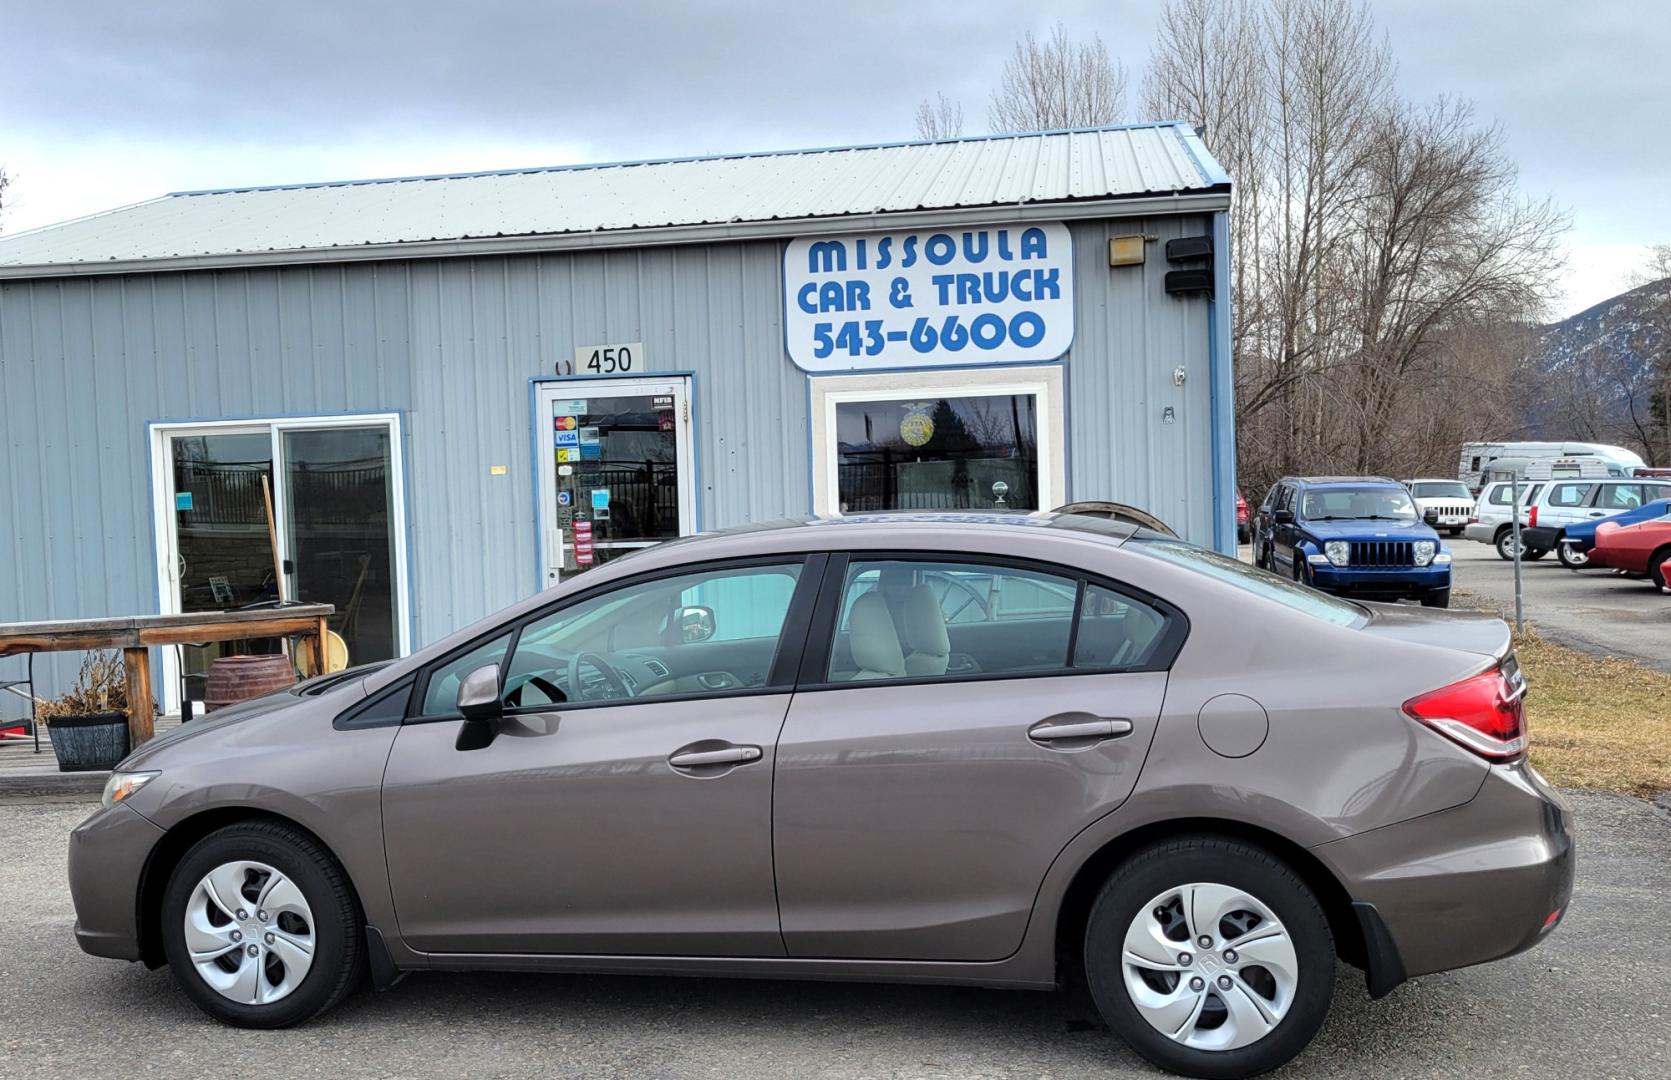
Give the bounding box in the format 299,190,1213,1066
1236,490,1250,543
1590,514,1671,592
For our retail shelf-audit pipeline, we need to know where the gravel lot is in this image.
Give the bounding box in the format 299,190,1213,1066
3,791,1669,1079
1448,540,1671,672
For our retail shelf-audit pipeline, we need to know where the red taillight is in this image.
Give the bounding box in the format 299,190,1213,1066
1403,668,1527,761
1528,506,1538,528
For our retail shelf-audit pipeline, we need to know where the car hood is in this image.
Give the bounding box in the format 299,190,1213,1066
1356,603,1512,662
115,674,369,770
1301,519,1439,541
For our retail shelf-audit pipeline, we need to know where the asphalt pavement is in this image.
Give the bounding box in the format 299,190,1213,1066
1447,538,1671,672
3,790,1668,1079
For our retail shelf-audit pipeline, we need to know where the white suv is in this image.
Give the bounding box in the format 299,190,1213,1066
1519,478,1671,562
1464,480,1546,560
1404,479,1475,536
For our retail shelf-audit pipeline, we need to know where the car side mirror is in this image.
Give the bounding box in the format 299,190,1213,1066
674,605,716,644
456,664,503,722
1423,508,1440,526
1274,509,1294,524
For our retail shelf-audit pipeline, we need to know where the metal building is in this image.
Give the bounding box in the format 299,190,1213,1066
0,124,1233,710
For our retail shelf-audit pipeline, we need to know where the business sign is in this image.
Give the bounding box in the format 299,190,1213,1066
783,222,1073,372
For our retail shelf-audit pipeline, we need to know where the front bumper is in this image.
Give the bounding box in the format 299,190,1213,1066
1306,563,1451,601
68,802,166,962
1315,761,1574,980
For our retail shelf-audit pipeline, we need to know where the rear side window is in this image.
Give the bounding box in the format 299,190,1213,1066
1595,484,1646,511
825,559,1177,683
1548,483,1593,507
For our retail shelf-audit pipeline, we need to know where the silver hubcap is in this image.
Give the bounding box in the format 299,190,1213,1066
185,860,315,1005
1121,883,1299,1051
1561,544,1588,566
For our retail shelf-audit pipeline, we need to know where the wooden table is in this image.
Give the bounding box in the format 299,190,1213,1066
0,605,334,746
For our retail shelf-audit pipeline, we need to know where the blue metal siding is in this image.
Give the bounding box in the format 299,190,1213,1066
0,222,1219,712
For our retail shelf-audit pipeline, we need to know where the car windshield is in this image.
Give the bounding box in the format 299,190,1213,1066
1126,537,1367,627
1410,482,1470,500
1301,487,1417,522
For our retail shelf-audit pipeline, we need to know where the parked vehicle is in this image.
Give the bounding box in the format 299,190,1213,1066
1459,441,1644,491
1550,498,1671,569
1518,479,1671,568
1590,513,1671,592
1464,480,1547,561
68,515,1570,1078
1403,479,1473,536
1236,490,1250,544
1253,477,1452,606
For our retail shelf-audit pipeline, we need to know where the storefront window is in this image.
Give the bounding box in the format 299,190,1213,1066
834,394,1039,513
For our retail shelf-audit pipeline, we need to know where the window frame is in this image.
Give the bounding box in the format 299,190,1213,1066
794,550,1189,692
404,553,826,723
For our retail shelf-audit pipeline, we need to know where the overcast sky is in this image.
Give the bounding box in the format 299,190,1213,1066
2,0,1664,318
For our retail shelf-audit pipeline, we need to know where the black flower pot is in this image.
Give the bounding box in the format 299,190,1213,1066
46,711,130,772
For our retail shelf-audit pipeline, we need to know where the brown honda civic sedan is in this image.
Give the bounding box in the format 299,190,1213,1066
69,515,1572,1078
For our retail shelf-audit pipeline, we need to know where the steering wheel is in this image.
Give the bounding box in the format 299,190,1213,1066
567,651,633,701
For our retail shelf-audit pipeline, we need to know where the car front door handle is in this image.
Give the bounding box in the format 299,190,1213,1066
1028,716,1134,743
668,744,762,769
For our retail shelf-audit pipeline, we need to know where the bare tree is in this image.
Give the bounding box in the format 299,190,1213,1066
0,164,10,230
914,93,966,141
988,23,1127,133
1623,244,1671,464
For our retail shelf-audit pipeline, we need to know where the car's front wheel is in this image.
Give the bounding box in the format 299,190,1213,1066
160,821,364,1028
1084,837,1335,1079
1557,541,1589,569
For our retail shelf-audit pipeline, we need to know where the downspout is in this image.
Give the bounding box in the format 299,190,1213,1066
1207,210,1237,555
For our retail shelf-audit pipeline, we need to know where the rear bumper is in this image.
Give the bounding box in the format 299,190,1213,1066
1520,526,1562,550
1464,523,1500,544
1315,761,1573,980
68,802,165,962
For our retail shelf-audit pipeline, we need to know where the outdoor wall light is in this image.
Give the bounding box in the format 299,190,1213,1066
1108,235,1146,266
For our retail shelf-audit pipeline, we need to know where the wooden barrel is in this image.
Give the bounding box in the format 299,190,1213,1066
203,655,296,712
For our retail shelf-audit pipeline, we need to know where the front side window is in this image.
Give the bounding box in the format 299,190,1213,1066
501,563,804,707
1595,484,1645,511
834,394,1038,513
1300,486,1416,522
419,633,513,716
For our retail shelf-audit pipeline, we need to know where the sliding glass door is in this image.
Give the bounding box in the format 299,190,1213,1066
152,414,409,712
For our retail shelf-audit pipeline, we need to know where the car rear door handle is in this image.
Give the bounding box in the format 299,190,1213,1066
668,744,762,769
1028,716,1134,743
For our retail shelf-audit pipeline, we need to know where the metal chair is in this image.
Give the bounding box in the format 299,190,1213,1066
0,653,40,752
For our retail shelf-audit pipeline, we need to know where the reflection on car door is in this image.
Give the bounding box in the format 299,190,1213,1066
379,558,820,957
771,556,1174,961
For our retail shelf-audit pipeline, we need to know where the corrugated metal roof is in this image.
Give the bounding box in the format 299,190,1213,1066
0,123,1228,273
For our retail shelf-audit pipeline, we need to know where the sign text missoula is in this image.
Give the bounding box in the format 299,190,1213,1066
783,222,1074,372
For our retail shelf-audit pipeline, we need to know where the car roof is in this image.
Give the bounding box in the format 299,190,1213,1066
1405,477,1466,484
1288,476,1401,488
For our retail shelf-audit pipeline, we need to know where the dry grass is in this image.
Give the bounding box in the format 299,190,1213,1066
34,652,128,723
1512,629,1671,798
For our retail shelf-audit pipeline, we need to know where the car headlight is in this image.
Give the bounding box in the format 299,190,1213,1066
1324,540,1350,566
101,770,159,808
1414,540,1437,566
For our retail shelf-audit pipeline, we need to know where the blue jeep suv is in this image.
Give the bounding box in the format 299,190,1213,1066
1252,476,1452,606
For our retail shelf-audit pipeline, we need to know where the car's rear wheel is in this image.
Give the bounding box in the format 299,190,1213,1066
1084,837,1335,1079
1557,541,1589,569
1494,528,1526,561
160,821,363,1028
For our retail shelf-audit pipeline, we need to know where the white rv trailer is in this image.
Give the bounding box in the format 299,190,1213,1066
1459,442,1645,490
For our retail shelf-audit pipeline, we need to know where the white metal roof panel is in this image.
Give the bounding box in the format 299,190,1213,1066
0,123,1227,273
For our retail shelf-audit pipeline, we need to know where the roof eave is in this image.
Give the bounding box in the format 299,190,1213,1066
0,188,1230,281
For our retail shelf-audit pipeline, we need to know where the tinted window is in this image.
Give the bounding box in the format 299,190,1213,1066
1410,481,1471,499
1486,483,1514,506
1127,538,1366,627
829,559,1079,682
1548,483,1592,507
1073,585,1169,670
502,563,803,706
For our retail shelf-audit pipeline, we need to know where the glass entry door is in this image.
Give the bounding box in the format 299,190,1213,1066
153,415,409,713
535,378,696,588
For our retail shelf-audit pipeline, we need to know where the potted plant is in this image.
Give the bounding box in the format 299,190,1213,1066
39,653,131,772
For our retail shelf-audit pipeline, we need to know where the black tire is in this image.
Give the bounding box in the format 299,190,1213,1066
161,821,364,1028
1650,546,1671,593
1291,551,1305,585
1084,836,1335,1079
1556,541,1588,570
1421,589,1451,608
1448,527,1464,537
1494,528,1521,561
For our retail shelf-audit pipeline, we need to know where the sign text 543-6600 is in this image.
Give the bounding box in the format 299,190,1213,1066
783,223,1074,372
